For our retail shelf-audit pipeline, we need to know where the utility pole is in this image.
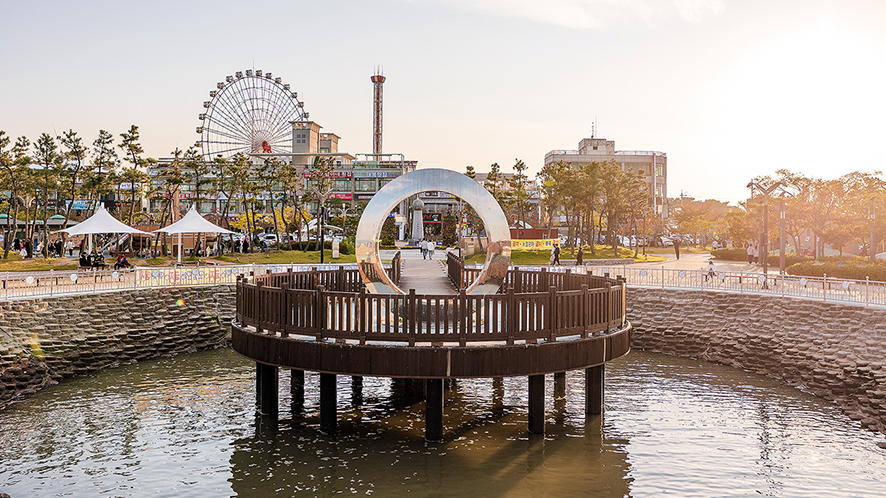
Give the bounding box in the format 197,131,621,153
779,196,786,274
871,201,876,264
747,181,782,288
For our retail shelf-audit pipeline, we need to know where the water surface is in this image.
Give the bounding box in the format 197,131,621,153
1,349,884,497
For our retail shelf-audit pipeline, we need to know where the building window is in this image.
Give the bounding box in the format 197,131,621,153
333,179,351,191
593,146,598,150
356,179,375,192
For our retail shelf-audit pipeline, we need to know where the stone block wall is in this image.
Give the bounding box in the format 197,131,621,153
0,285,235,409
628,288,886,433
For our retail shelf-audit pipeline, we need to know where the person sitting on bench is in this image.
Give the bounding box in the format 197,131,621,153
79,252,90,268
90,251,108,268
114,253,133,270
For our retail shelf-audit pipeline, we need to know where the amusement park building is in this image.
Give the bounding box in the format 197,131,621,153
544,137,668,218
147,120,418,218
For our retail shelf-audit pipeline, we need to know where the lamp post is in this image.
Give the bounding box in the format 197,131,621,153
312,186,334,264
870,202,876,264
747,181,782,287
779,195,786,274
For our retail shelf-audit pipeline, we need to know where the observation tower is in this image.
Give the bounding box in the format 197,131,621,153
371,69,385,160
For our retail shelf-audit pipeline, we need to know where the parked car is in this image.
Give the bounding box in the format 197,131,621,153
258,233,278,243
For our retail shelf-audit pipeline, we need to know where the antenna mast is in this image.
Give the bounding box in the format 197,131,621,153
371,67,386,160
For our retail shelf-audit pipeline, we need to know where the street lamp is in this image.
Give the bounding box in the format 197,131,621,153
311,186,334,264
747,181,782,288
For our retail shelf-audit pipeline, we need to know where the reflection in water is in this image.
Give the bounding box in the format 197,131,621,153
1,349,885,497
231,377,630,497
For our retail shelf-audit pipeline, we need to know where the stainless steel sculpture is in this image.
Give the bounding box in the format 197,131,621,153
356,168,512,294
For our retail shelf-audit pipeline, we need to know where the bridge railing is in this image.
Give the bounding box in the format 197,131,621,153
507,264,886,307
0,263,363,301
238,267,626,345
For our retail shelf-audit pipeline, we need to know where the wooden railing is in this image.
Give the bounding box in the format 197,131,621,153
389,251,401,285
447,252,464,289
237,267,626,345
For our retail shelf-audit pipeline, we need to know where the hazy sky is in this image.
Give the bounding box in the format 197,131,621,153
2,0,885,203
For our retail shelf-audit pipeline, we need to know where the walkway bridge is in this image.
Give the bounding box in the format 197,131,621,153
232,251,631,441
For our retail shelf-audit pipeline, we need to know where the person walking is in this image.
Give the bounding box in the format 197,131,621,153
576,246,584,266
420,238,428,260
673,238,680,260
705,259,716,282
746,242,753,264
553,245,561,266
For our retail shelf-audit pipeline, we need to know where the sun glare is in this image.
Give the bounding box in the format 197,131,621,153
705,23,886,181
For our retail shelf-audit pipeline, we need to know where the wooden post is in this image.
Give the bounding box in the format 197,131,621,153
351,376,363,406
604,282,612,333
316,284,326,340
358,288,367,344
320,373,337,434
255,361,262,409
426,378,444,442
408,289,417,346
581,284,589,338
493,377,504,416
586,365,604,415
281,283,290,337
549,285,557,341
258,363,278,416
528,374,545,434
459,289,467,346
554,371,566,400
290,369,305,415
255,280,263,333
506,286,516,345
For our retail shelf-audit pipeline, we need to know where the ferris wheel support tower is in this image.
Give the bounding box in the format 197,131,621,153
371,69,385,160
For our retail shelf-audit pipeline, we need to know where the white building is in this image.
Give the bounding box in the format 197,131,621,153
544,137,668,218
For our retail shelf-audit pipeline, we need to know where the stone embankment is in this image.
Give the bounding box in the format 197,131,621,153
628,288,886,433
4,282,886,436
0,286,235,409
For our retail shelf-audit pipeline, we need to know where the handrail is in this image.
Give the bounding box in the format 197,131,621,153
447,252,464,289
388,251,401,285
498,264,886,308
239,267,626,345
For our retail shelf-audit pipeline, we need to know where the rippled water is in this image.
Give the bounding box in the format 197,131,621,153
1,349,885,497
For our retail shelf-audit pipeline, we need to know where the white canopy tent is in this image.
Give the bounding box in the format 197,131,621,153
60,205,152,252
154,206,236,262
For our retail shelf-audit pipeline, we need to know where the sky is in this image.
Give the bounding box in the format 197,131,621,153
2,0,886,204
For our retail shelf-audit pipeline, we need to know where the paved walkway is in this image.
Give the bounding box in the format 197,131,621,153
381,248,456,295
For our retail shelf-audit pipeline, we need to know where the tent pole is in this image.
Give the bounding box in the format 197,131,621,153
178,232,182,263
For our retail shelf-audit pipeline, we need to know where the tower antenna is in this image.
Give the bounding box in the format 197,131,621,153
370,66,386,161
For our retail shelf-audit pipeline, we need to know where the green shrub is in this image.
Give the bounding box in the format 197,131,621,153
711,248,747,261
712,248,811,267
338,238,354,255
787,260,886,281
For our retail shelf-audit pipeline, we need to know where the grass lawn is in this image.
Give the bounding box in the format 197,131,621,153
643,246,713,255
0,248,357,271
214,250,357,265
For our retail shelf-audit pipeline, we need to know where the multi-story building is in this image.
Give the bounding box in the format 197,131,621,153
147,120,418,223
544,136,668,218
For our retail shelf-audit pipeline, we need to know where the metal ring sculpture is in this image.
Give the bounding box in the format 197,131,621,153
356,168,511,295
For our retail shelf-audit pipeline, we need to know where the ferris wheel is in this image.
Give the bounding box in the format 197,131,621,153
196,69,308,161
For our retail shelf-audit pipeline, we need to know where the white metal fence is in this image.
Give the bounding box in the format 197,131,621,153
7,261,884,308
508,264,886,307
0,263,357,301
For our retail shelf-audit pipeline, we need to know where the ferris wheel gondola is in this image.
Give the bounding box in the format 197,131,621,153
196,69,307,161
